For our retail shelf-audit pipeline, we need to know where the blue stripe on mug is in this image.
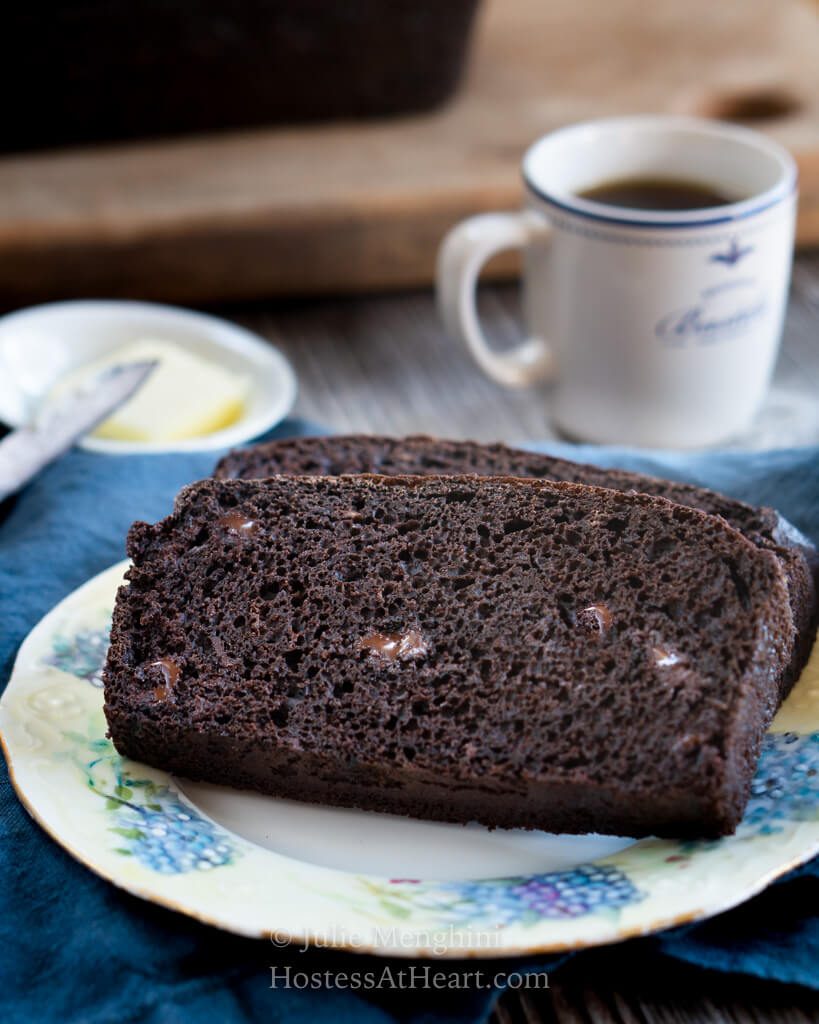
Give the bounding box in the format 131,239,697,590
522,177,798,231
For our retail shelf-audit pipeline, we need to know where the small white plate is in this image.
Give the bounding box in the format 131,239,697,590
0,300,297,454
1,561,818,957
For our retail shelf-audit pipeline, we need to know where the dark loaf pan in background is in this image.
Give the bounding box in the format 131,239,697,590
2,0,482,152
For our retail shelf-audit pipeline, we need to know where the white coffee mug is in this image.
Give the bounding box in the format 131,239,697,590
437,116,797,447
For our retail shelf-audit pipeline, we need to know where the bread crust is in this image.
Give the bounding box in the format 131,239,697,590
104,474,795,838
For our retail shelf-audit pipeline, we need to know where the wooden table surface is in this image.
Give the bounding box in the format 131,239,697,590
231,252,819,451
5,0,819,306
224,252,819,1021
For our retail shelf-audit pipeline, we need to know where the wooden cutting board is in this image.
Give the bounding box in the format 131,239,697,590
1,0,819,306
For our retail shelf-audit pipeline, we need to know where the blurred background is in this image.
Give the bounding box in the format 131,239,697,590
1,0,818,445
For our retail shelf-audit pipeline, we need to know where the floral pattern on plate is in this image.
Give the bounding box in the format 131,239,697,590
60,718,238,875
360,865,644,926
744,731,819,832
45,625,111,687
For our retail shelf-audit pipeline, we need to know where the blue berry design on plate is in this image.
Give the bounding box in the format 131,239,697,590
370,864,643,927
741,731,819,834
62,719,239,875
46,623,111,687
506,866,641,919
111,800,235,874
672,730,819,858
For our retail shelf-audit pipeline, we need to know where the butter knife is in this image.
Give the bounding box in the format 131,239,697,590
0,360,156,502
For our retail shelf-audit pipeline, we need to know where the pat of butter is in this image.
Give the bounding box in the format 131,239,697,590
52,339,250,442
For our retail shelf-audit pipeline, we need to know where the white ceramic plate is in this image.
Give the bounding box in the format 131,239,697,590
0,300,297,453
1,562,817,957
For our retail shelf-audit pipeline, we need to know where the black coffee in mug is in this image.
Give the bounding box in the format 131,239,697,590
578,177,735,211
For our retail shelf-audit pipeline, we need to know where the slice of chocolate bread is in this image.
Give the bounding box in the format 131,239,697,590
104,475,794,838
215,435,818,695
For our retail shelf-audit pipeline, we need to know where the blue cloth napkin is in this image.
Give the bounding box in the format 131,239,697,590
1,423,817,1024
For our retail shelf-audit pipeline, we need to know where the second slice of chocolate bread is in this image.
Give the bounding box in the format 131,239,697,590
104,475,794,838
215,434,818,695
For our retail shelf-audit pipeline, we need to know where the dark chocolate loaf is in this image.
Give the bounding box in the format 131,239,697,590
216,435,818,695
104,475,794,838
3,1,481,151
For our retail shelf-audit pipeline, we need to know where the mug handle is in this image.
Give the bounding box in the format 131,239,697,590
437,211,555,388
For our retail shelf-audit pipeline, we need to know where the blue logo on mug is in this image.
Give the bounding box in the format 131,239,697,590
656,293,767,346
709,238,754,267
